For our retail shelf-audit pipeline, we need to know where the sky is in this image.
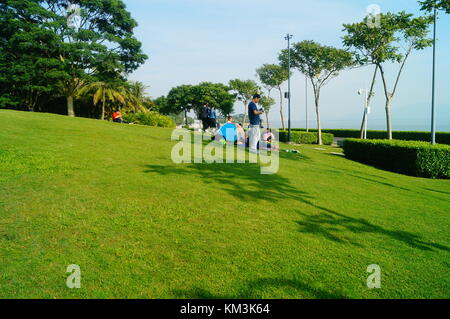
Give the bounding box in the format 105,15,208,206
125,0,450,131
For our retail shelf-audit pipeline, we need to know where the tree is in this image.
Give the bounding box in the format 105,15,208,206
259,96,276,128
192,82,235,117
343,12,433,139
165,85,195,125
152,96,168,113
0,3,64,110
124,81,149,113
229,79,260,127
279,41,353,145
1,1,147,116
78,81,127,120
419,0,450,12
256,64,289,129
165,83,236,125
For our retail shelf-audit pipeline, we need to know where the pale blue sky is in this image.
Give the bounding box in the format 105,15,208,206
125,0,450,131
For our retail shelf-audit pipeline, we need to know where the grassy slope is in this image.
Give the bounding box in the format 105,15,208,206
0,109,449,299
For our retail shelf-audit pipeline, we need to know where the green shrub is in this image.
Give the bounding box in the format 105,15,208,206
122,112,176,128
278,130,334,145
291,128,450,145
343,139,450,179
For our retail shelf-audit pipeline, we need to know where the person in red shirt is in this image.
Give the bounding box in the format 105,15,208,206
112,111,128,123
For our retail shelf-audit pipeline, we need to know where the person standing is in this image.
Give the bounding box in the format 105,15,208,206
200,104,210,131
208,106,218,131
248,94,264,153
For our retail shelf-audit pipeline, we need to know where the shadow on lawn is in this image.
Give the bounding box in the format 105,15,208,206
144,163,313,203
423,188,450,195
296,200,450,252
172,277,348,299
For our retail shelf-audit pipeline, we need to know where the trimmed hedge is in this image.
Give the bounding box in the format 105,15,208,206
291,128,450,145
343,139,450,179
278,130,334,145
122,112,176,128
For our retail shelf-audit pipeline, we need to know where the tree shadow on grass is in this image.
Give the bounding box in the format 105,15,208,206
144,163,313,203
422,188,450,195
346,174,411,192
171,278,348,299
296,200,450,252
321,167,412,192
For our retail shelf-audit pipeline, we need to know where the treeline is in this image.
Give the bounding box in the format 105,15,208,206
0,0,148,118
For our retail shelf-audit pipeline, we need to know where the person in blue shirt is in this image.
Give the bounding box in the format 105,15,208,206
248,94,264,153
219,116,245,144
207,106,218,130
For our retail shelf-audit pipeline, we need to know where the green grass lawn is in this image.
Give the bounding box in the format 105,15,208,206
0,109,449,299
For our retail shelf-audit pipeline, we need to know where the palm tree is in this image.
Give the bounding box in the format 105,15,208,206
79,82,127,120
124,81,149,113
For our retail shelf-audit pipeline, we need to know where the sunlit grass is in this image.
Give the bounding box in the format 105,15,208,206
0,109,449,299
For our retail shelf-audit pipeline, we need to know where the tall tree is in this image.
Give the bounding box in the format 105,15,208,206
279,41,353,145
0,2,64,110
228,79,260,127
343,12,433,139
192,82,235,117
256,64,289,130
165,85,195,125
0,0,147,116
164,83,235,124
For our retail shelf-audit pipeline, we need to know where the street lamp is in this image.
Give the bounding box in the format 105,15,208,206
285,34,293,143
358,89,370,139
305,75,308,132
431,5,437,144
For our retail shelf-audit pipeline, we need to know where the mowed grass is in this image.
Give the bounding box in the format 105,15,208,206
0,109,449,299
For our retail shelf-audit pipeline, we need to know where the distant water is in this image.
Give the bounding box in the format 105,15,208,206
266,120,450,132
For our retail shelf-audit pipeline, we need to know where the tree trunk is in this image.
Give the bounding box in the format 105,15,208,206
378,64,394,140
265,111,270,128
278,88,285,130
101,91,106,121
242,101,248,128
360,65,378,139
67,96,75,117
385,97,393,140
315,93,322,145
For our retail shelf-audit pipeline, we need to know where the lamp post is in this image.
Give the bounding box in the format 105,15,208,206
431,5,437,144
285,34,293,143
305,75,308,132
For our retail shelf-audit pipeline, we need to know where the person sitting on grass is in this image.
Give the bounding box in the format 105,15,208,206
262,128,278,151
112,110,129,124
218,116,245,145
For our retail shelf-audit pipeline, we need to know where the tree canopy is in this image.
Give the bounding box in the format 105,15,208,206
164,82,235,118
0,0,147,116
343,11,433,139
279,40,354,144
